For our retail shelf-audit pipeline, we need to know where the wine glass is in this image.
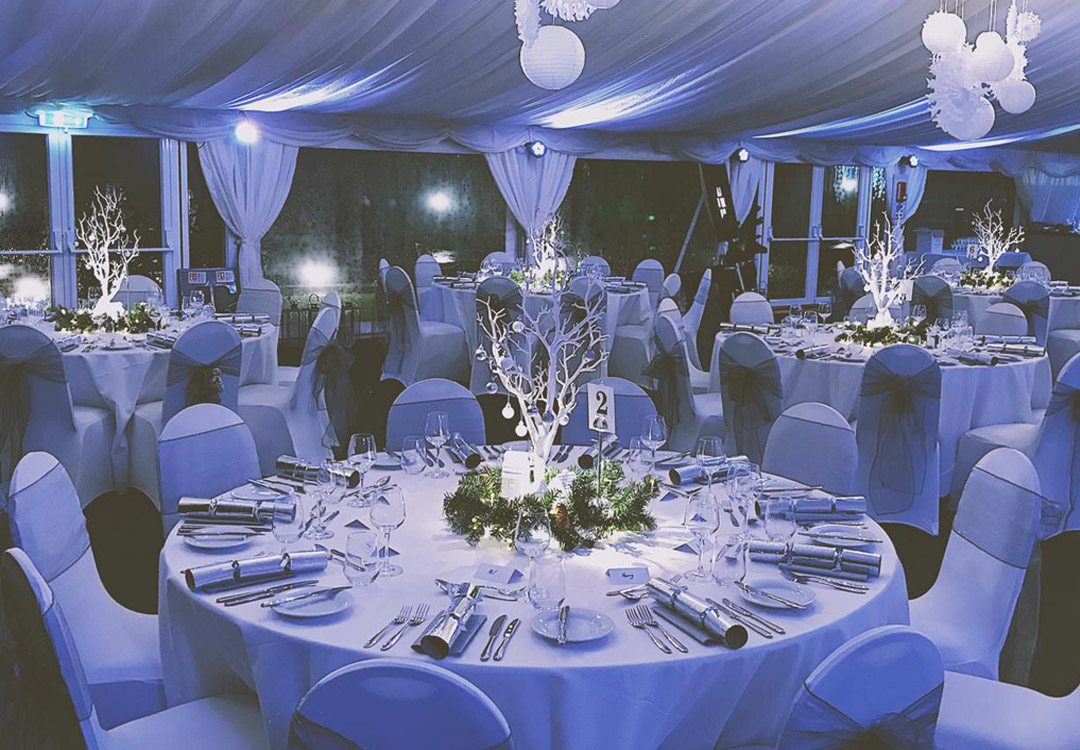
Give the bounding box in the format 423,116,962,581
369,486,406,577
788,302,803,323
763,497,797,543
424,411,451,479
641,415,668,467
911,304,927,326
516,506,553,597
818,300,833,324
303,461,336,540
400,435,427,475
683,493,720,581
527,555,566,612
271,494,306,553
347,433,376,506
626,436,654,482
728,458,761,541
343,530,381,587
712,536,747,588
695,436,725,500
801,311,819,343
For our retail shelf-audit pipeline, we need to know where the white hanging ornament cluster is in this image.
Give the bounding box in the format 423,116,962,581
924,1,1040,141
515,0,621,90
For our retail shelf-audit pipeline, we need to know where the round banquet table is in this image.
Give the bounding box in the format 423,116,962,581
46,324,279,492
708,329,1051,491
159,456,908,750
953,288,1080,333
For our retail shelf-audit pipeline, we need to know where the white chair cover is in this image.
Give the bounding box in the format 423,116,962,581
994,251,1032,273
578,255,610,277
385,378,485,452
855,344,942,534
470,277,527,395
632,259,665,308
976,302,1029,337
911,276,954,323
321,290,341,312
0,325,113,505
777,625,943,750
729,292,773,325
414,254,441,313
718,333,783,465
158,404,260,532
910,448,1042,680
834,268,866,322
381,266,468,386
1033,352,1080,533
8,452,165,730
931,257,965,276
646,313,724,452
564,275,609,383
683,269,711,369
661,273,681,305
482,251,519,275
849,293,901,323
609,321,654,389
1003,281,1050,345
378,259,390,291
237,277,283,326
1018,260,1052,284
657,298,709,393
762,402,857,496
561,377,657,446
113,275,161,310
1047,328,1080,378
287,659,512,750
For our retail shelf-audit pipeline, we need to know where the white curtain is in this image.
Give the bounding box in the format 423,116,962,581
884,161,927,224
485,147,576,253
728,155,766,223
198,140,298,283
1015,168,1080,227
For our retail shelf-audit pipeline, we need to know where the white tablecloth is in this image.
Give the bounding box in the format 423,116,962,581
953,290,1080,333
708,331,1051,491
159,459,908,750
53,326,278,491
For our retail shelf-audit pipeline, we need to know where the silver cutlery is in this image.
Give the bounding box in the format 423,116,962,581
247,479,292,495
218,580,319,606
492,617,520,661
779,568,868,593
761,485,823,494
720,597,786,634
480,614,508,661
261,585,352,608
606,584,648,597
177,529,262,538
434,579,522,602
734,580,806,610
324,510,340,525
557,605,570,646
633,604,688,653
365,606,411,648
707,598,773,639
626,606,671,653
799,530,883,544
381,603,431,651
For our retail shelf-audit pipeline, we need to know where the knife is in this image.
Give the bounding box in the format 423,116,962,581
720,597,786,634
706,597,772,639
261,585,352,608
734,581,806,610
800,530,883,544
492,617,520,661
557,605,570,645
480,614,507,661
219,580,318,606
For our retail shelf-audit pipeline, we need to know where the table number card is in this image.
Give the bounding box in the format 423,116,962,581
587,382,616,435
606,566,650,585
474,563,522,585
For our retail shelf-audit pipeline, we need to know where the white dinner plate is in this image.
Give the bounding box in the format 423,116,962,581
231,485,286,502
738,579,816,610
531,608,615,643
373,453,401,470
799,524,881,548
182,529,254,551
271,590,353,619
102,340,134,350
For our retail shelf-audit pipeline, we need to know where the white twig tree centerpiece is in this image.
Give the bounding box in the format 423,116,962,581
76,185,140,320
969,201,1025,269
477,217,608,465
854,216,918,329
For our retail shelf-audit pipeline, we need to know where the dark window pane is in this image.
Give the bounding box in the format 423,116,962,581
906,171,1016,250
0,133,49,251
76,252,163,304
771,163,812,238
187,144,226,268
870,167,889,228
817,240,857,298
821,166,859,237
767,241,808,299
73,136,162,248
0,254,51,304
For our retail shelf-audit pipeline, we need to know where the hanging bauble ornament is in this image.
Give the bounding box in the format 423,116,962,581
519,26,586,91
993,78,1037,114
474,347,487,361
952,96,996,141
501,400,515,420
558,413,571,426
1016,11,1042,43
486,381,500,394
921,11,967,55
543,410,556,425
971,32,1015,83
515,420,529,437
510,320,525,334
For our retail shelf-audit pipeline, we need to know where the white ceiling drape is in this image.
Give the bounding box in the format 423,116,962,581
1015,169,1080,227
484,147,577,249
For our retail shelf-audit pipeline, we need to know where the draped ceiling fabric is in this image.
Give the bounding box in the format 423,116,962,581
1015,169,1080,227
484,147,577,246
885,162,928,225
727,155,766,223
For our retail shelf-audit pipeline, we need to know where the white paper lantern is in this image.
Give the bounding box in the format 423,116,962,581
949,96,996,141
970,32,1015,83
994,79,1037,114
922,11,967,55
520,26,586,90
590,0,621,8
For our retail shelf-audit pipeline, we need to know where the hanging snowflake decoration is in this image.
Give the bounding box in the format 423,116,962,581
542,0,595,21
516,0,541,45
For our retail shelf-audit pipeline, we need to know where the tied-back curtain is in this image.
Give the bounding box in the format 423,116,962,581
485,147,576,257
198,139,298,283
728,155,766,223
1016,168,1080,227
884,161,928,224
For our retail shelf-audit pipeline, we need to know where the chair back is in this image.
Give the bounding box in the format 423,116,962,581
163,321,242,424
415,254,441,313
632,259,665,307
994,251,1032,273
729,292,773,325
321,290,341,312
931,257,964,276
113,275,161,310
1018,260,1051,284
1,548,101,749
1036,353,1080,533
561,377,657,446
763,402,857,496
288,306,345,456
855,344,941,534
661,273,681,305
777,626,943,750
386,379,485,452
849,293,901,323
976,302,1029,337
482,251,518,275
236,277,283,326
1003,280,1050,344
157,404,260,532
0,325,76,482
648,314,696,434
834,268,866,322
911,276,954,324
578,256,610,277
683,270,711,368
470,277,525,395
384,266,421,376
718,333,783,464
287,659,512,750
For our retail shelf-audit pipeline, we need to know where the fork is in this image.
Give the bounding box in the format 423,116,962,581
626,607,671,654
381,603,430,651
364,605,410,648
633,605,688,653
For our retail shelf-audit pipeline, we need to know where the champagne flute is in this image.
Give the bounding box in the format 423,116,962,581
343,530,381,587
347,433,376,507
369,486,406,577
271,494,305,554
641,415,668,467
424,411,451,479
683,493,720,581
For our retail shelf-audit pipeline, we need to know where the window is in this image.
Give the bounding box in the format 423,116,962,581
186,143,226,268
767,163,813,298
906,170,1016,251
0,133,51,303
262,149,505,304
562,159,718,275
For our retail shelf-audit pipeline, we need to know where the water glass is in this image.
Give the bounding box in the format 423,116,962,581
528,555,567,612
626,436,654,481
343,530,381,587
424,411,451,479
271,494,306,553
641,415,668,465
400,435,427,475
763,497,797,543
712,536,746,587
303,462,335,540
683,494,720,581
801,311,819,342
695,436,725,499
347,433,376,506
515,507,553,565
727,458,761,540
370,486,406,577
911,304,927,325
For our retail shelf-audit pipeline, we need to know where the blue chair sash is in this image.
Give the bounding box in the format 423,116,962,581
385,284,416,371
861,355,940,504
302,327,358,453
289,711,513,750
719,348,782,465
0,339,66,482
782,683,942,749
643,337,690,423
1044,376,1080,531
1003,283,1050,345
835,269,866,322
166,342,242,412
911,277,953,324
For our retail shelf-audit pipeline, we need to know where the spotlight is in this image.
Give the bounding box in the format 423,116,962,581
0,192,9,211
840,176,858,193
526,140,547,158
235,120,260,144
426,191,454,213
903,154,919,168
297,259,336,289
736,148,750,163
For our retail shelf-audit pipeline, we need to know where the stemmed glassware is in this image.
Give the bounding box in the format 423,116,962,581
626,436,654,482
695,436,725,501
911,304,927,326
271,493,306,553
818,300,833,324
683,493,720,581
763,497,797,543
528,555,566,612
727,458,761,542
343,530,381,587
347,433,376,506
516,507,553,601
303,462,336,540
400,435,427,475
369,486,406,577
424,411,451,479
641,415,668,467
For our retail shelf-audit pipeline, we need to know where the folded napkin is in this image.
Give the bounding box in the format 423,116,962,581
411,612,487,658
183,550,329,591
